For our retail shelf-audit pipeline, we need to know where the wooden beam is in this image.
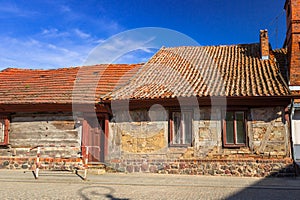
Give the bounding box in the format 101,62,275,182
104,96,291,110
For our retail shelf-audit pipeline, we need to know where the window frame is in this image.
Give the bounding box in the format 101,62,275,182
222,109,247,148
0,115,9,145
169,109,193,147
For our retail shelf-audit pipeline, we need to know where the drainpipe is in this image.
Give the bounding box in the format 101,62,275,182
289,99,297,175
290,99,295,159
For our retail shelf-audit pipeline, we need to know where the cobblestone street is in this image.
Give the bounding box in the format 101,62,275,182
0,170,300,199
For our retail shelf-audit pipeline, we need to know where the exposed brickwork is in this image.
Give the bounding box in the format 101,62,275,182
285,0,300,88
260,30,270,59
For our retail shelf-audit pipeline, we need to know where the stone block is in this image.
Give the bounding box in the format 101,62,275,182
134,166,140,172
149,165,157,173
141,163,149,172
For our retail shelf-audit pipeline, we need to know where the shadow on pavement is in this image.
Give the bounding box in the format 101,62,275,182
78,185,129,200
226,164,300,199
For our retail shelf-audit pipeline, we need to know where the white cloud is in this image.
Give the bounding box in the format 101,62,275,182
0,28,161,71
112,50,155,64
0,36,92,70
0,2,36,18
41,28,70,38
41,28,92,40
74,29,91,39
85,36,156,65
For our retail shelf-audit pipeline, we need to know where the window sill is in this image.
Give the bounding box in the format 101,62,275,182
223,144,247,148
169,144,191,148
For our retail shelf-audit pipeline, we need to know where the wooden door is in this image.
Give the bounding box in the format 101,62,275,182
82,116,105,163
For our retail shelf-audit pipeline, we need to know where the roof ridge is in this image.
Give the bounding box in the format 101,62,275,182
0,67,79,72
0,63,143,72
161,43,260,49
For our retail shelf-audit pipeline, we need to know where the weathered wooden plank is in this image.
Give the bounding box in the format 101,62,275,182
8,114,81,154
11,114,74,122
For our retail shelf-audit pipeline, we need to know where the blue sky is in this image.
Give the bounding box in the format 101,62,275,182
0,0,287,70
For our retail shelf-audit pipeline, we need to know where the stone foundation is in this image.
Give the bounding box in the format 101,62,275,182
106,158,296,177
0,157,83,171
0,156,296,177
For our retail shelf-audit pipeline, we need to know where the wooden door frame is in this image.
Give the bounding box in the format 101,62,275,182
81,113,109,163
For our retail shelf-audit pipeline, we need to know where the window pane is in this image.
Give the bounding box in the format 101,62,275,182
236,112,245,144
0,119,4,143
182,112,192,144
225,112,234,144
172,112,181,144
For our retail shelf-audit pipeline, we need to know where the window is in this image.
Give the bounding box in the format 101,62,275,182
223,111,246,147
0,116,9,145
169,111,192,146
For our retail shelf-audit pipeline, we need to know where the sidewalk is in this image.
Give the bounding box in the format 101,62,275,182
0,170,299,199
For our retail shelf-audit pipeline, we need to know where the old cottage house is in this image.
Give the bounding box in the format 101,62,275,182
0,0,299,177
101,33,293,176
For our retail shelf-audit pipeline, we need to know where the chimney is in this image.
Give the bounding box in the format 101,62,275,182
260,29,269,60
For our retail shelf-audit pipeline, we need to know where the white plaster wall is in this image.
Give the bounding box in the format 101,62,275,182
292,110,300,144
292,109,300,160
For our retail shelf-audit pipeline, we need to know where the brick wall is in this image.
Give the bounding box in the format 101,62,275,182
260,30,269,59
285,0,300,87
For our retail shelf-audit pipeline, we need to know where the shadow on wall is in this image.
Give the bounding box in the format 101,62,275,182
226,163,300,199
112,101,285,124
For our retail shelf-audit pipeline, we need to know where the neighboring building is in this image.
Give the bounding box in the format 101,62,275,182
0,64,141,169
284,0,300,168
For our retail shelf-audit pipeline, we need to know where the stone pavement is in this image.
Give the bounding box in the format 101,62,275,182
0,170,300,199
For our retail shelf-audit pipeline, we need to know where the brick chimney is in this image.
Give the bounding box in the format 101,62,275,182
285,0,300,87
260,29,270,60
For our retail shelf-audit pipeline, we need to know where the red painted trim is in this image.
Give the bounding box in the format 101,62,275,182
4,118,9,144
81,120,89,161
169,116,173,144
169,110,193,146
104,114,109,157
0,116,9,145
222,111,247,148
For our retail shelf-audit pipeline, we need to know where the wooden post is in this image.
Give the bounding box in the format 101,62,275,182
83,146,89,180
33,146,40,179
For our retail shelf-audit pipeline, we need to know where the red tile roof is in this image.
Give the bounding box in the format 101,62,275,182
0,64,141,104
104,44,290,100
